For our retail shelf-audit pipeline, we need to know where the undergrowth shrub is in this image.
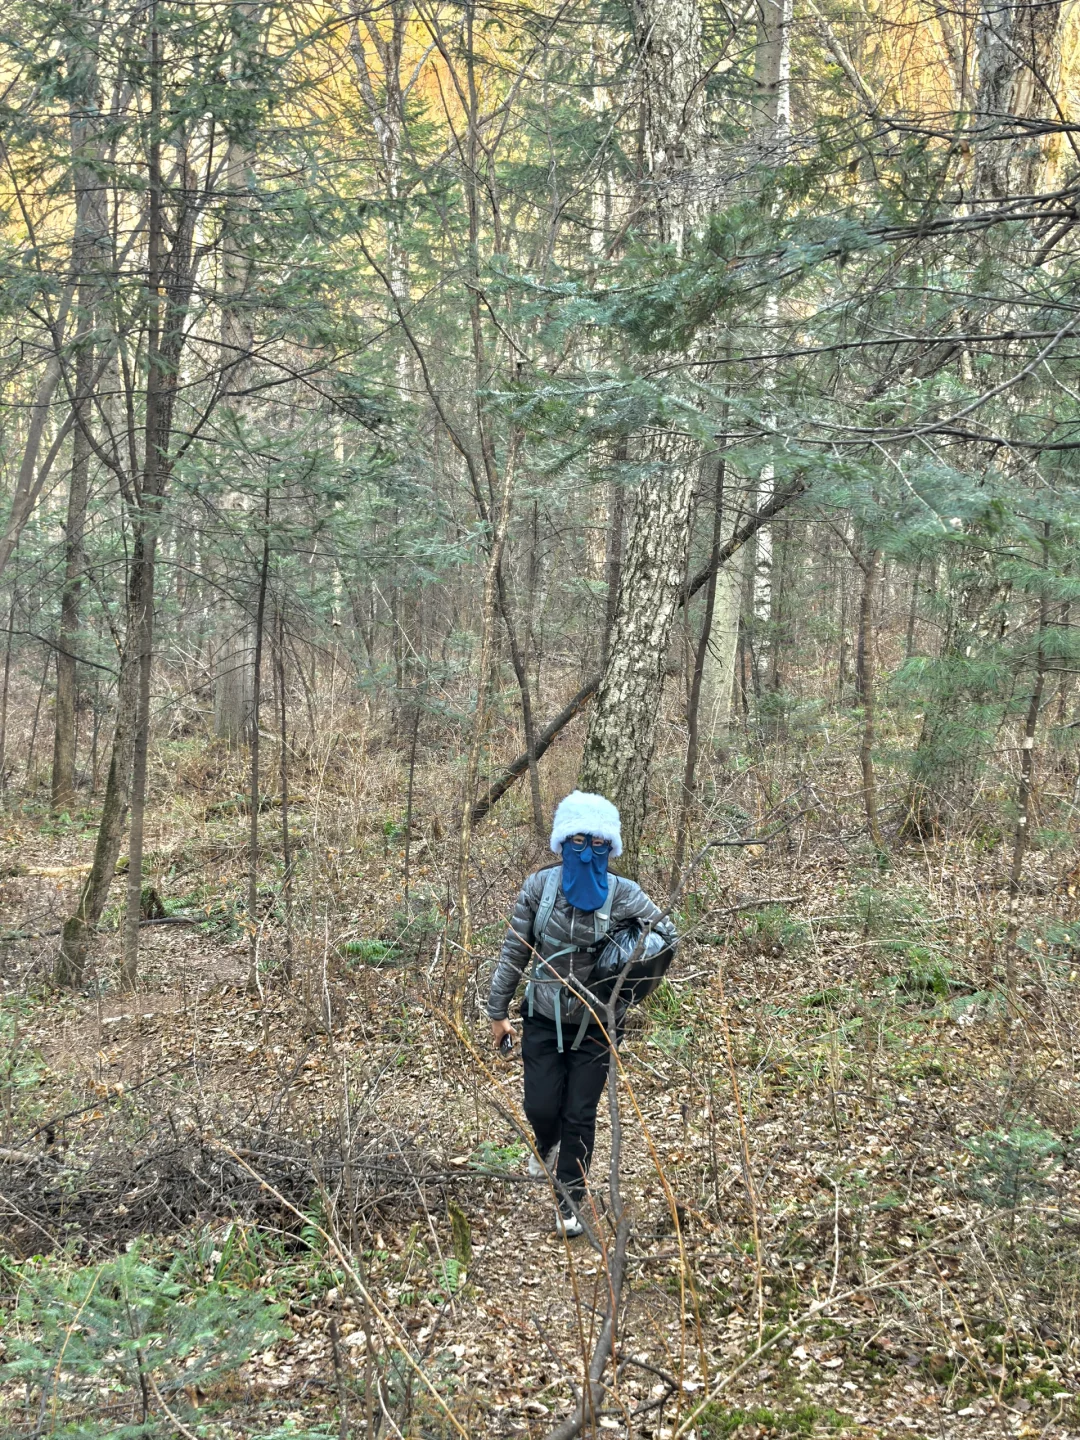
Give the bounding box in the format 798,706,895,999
2,1243,288,1438
965,1123,1062,1210
740,905,810,958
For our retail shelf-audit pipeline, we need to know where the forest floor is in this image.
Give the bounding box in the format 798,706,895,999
1,732,1080,1440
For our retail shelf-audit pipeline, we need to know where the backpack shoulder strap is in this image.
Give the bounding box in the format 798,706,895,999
593,875,614,945
533,865,562,949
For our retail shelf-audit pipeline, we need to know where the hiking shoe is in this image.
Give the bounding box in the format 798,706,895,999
555,1208,585,1239
528,1144,558,1178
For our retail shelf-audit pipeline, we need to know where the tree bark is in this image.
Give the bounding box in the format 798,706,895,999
57,604,141,987
496,566,544,836
213,9,257,741
120,533,156,992
905,557,921,660
120,16,168,994
456,442,518,989
52,360,91,813
699,477,749,738
0,586,14,798
581,429,700,873
747,0,793,689
602,461,625,670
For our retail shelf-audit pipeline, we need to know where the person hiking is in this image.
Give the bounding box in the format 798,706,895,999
487,790,677,1237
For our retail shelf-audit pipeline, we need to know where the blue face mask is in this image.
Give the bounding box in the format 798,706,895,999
560,835,611,912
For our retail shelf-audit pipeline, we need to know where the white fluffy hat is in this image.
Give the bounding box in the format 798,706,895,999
549,790,623,857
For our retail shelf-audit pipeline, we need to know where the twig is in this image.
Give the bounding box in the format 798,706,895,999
146,1370,201,1440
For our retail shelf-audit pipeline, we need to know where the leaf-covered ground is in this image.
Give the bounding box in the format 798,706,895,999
2,738,1079,1439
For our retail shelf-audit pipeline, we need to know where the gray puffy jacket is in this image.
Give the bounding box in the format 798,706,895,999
485,865,677,1027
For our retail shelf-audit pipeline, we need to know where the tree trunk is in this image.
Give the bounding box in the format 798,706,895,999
474,482,804,827
837,547,850,702
752,0,794,153
247,512,270,992
456,442,518,992
52,4,107,812
975,0,1064,198
747,0,793,689
767,516,789,692
699,477,750,739
581,0,706,873
581,430,700,873
858,548,884,850
602,463,625,670
0,359,68,583
276,611,294,979
25,655,50,791
213,26,257,739
57,598,141,987
496,567,545,836
0,586,14,798
671,455,725,890
120,531,155,992
214,625,254,745
60,5,194,989
52,370,90,813
905,558,922,660
1005,526,1050,1017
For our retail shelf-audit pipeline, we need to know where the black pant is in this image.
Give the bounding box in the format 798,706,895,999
522,1015,612,1202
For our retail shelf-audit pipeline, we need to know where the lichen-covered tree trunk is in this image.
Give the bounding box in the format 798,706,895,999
581,431,699,872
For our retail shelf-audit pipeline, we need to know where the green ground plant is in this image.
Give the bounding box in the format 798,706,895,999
2,1244,287,1438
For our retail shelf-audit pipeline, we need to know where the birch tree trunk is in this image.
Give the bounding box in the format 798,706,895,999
580,0,706,873
747,0,792,688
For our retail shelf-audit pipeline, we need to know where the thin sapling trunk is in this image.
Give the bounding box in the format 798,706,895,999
276,611,293,979
858,547,884,851
1005,523,1051,1018
247,505,270,992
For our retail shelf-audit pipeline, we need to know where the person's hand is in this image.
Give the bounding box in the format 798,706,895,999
491,1017,516,1051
